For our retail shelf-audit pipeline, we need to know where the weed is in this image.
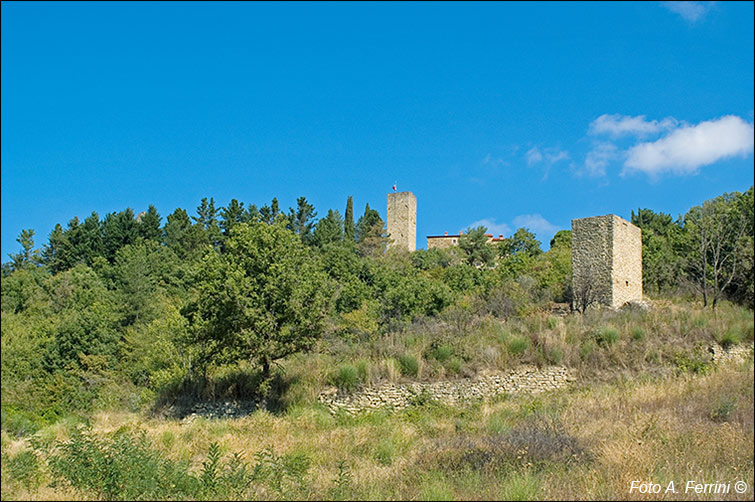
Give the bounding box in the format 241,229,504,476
398,354,419,377
595,327,619,347
507,336,530,356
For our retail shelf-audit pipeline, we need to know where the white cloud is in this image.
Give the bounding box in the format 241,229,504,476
481,154,508,168
623,115,754,176
526,146,569,166
512,214,559,236
582,143,619,177
467,218,511,237
526,147,543,166
589,114,678,138
661,1,715,23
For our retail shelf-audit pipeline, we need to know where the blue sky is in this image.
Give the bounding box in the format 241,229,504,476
2,1,753,258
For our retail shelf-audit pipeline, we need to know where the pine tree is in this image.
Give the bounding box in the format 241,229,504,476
137,205,162,242
8,229,40,270
288,196,318,244
312,209,344,247
220,199,246,237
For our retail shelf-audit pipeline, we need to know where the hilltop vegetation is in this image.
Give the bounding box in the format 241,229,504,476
1,187,753,500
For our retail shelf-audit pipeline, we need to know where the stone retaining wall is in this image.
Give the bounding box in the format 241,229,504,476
318,365,576,415
710,342,754,365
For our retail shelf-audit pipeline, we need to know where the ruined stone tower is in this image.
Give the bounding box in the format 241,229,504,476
572,214,642,310
387,191,417,252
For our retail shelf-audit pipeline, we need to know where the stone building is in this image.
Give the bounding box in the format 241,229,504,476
571,214,642,310
387,191,417,252
427,232,505,250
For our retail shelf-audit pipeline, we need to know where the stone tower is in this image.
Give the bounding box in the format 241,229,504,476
387,191,417,252
572,214,642,310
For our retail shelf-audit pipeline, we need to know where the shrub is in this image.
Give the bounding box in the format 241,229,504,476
595,327,619,347
446,357,463,375
545,346,564,365
631,326,644,341
398,354,419,378
717,330,741,349
431,344,454,363
507,336,530,356
329,364,360,391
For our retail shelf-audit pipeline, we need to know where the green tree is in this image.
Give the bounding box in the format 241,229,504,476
500,228,543,258
312,209,344,247
631,208,686,296
8,229,41,270
459,226,496,268
102,209,138,262
219,199,246,238
193,198,222,249
344,196,355,243
355,204,388,257
288,196,317,244
683,191,751,309
164,208,209,260
183,222,331,379
136,205,162,242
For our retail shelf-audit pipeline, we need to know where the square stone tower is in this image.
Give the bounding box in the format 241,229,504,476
572,214,642,309
387,191,417,252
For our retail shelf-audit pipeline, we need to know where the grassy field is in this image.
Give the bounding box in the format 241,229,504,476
2,301,753,500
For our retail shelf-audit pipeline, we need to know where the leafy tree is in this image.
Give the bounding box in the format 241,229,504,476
312,209,344,247
344,196,355,243
683,190,752,309
500,228,543,258
288,197,317,244
631,208,686,296
459,226,496,268
183,222,331,380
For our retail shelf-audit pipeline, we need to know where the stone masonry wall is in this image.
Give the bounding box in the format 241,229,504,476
572,216,613,308
318,365,575,415
387,191,417,252
612,215,643,307
572,214,642,309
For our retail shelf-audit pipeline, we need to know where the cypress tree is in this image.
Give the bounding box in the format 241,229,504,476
344,196,355,243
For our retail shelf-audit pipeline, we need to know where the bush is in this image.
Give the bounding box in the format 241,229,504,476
717,330,741,349
595,327,619,347
631,326,644,341
507,336,530,356
431,344,454,363
329,364,360,391
398,354,419,378
446,357,463,375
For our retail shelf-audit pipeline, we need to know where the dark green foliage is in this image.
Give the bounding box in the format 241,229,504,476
288,196,317,243
459,226,496,268
164,208,209,259
344,196,356,243
183,222,332,379
8,228,41,270
595,327,619,347
102,209,138,262
137,205,162,242
398,354,419,377
313,209,344,247
329,364,360,391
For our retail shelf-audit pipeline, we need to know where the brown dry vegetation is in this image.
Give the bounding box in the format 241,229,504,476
2,349,752,500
